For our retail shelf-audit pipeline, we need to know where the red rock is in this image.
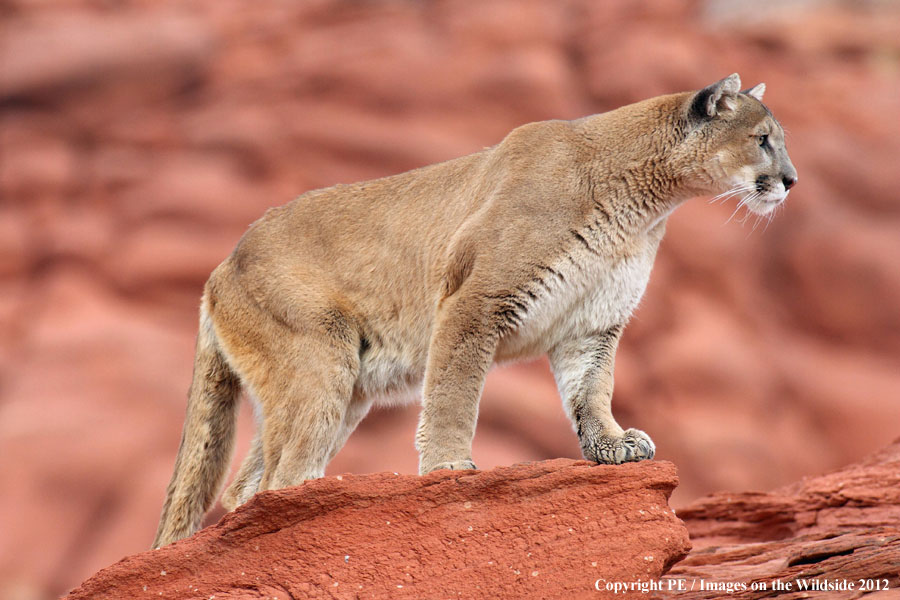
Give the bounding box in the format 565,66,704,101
775,206,900,352
0,11,214,98
65,460,690,600
658,440,900,599
0,133,76,197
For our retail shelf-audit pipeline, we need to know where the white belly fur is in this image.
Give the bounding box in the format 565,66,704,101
496,242,658,361
355,238,659,402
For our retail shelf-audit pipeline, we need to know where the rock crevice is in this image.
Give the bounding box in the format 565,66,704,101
658,439,900,599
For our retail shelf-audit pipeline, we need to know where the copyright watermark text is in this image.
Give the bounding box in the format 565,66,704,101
594,577,892,594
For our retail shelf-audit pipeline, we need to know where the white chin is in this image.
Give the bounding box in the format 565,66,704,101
746,191,787,216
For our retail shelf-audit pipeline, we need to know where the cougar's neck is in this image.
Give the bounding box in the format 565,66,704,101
575,93,694,238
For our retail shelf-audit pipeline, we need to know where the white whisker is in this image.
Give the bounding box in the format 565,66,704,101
708,183,756,205
762,207,777,232
738,195,761,225
724,194,751,225
750,212,765,233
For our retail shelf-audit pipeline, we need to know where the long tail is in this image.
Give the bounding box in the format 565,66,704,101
152,306,241,548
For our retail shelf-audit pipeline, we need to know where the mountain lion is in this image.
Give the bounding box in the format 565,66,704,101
153,73,797,548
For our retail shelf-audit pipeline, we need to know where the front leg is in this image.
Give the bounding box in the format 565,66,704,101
548,325,655,464
416,292,500,474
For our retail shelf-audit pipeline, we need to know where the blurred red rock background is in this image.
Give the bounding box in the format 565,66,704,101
1,0,898,597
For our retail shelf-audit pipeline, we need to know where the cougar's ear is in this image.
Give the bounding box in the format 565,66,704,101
690,73,742,120
742,83,766,102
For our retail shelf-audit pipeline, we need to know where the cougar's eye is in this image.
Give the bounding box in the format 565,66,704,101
758,134,768,147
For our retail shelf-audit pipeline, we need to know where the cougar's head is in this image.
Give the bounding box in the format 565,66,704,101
681,73,798,216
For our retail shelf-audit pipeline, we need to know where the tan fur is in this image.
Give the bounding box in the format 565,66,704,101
152,74,797,548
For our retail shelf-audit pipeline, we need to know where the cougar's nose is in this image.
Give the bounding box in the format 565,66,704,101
782,175,797,190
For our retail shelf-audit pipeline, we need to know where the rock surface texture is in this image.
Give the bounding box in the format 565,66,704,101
658,440,900,599
64,442,900,598
65,460,689,600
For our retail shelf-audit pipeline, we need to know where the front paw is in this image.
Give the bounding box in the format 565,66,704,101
420,459,478,475
582,428,655,465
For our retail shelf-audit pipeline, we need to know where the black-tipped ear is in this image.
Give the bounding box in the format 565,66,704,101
690,73,742,120
742,83,766,101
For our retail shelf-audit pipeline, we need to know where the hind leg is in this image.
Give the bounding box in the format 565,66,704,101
258,369,352,489
221,429,264,511
250,330,360,491
222,392,267,511
224,390,372,510
215,292,362,493
327,392,374,462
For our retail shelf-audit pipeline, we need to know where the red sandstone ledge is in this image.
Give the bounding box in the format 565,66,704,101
65,441,900,599
657,439,900,599
65,459,689,599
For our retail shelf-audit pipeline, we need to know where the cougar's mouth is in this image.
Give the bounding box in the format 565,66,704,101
710,176,786,219
743,175,788,216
